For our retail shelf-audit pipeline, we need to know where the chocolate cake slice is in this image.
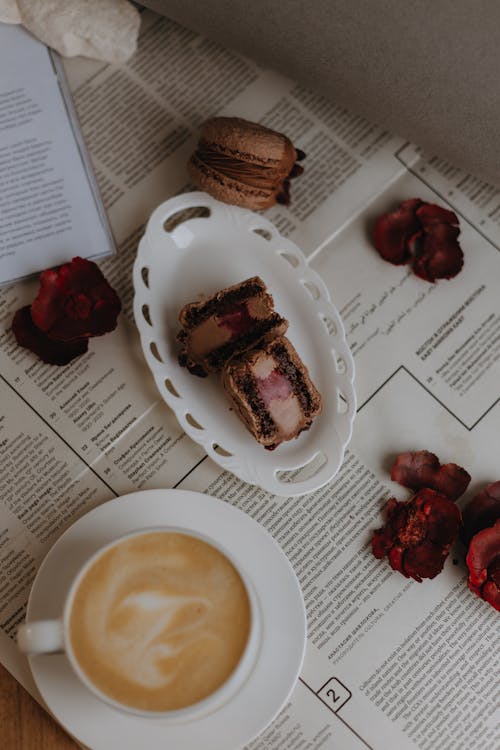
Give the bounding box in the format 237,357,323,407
177,277,288,376
222,336,322,449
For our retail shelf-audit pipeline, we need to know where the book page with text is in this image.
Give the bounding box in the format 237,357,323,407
0,25,115,285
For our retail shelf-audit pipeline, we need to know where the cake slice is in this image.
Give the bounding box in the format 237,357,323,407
222,336,322,449
177,277,288,377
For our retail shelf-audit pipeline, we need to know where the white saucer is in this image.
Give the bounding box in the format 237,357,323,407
25,490,306,750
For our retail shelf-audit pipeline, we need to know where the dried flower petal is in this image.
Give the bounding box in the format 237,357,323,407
390,450,470,500
373,199,463,282
403,540,447,581
31,257,121,341
372,489,461,582
466,520,500,611
373,199,422,264
12,306,88,365
461,481,500,547
413,223,463,282
461,482,500,611
415,203,459,227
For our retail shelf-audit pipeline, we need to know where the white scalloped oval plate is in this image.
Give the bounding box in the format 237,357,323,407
133,192,356,496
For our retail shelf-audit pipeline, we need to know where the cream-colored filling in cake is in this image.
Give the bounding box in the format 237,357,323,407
186,317,232,358
185,296,273,360
252,354,303,439
266,394,303,439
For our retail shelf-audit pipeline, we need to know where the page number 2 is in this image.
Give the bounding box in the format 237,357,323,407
317,677,352,713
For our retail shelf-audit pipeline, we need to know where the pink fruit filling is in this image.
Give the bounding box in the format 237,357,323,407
256,369,292,405
218,303,253,336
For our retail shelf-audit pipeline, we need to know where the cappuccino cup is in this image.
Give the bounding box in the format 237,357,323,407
18,527,261,720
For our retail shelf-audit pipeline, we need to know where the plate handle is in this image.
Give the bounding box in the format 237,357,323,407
257,449,340,497
145,192,229,246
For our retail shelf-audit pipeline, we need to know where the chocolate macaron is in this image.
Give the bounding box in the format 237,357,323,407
189,117,305,210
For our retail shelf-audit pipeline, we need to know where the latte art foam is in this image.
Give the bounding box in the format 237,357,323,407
69,532,251,712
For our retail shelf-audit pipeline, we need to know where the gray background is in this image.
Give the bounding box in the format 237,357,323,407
142,0,500,187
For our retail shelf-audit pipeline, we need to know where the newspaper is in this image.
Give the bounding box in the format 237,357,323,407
0,10,499,750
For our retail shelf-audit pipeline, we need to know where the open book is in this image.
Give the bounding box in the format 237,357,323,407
0,10,498,750
0,25,115,285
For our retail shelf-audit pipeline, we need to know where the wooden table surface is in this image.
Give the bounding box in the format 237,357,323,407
0,663,78,749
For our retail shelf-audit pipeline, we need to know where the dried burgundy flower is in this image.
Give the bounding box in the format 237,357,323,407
461,482,500,611
373,198,422,265
391,450,471,501
31,256,121,341
466,520,500,611
12,257,120,365
373,199,463,282
461,481,500,547
12,306,88,365
372,488,461,582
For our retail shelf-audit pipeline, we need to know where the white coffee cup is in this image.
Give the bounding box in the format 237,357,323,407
18,526,261,721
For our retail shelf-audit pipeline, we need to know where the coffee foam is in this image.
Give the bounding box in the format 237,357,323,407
69,532,251,712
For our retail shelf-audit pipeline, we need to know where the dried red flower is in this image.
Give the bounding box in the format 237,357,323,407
460,482,500,610
31,257,121,341
373,198,421,265
391,450,471,501
372,488,461,582
12,306,88,365
466,520,500,611
461,481,500,547
373,199,463,282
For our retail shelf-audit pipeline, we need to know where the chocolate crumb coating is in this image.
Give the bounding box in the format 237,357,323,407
189,117,305,210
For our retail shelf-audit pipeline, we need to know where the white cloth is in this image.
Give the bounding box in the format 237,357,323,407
0,0,21,23
1,0,141,63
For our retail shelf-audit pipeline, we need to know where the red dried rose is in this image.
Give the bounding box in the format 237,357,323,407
372,488,461,582
461,482,500,610
466,520,500,611
12,257,120,365
391,450,471,501
31,256,121,341
461,481,500,547
373,198,422,265
12,306,88,365
373,199,463,282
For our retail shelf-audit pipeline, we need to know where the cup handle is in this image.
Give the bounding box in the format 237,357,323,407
17,620,65,655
